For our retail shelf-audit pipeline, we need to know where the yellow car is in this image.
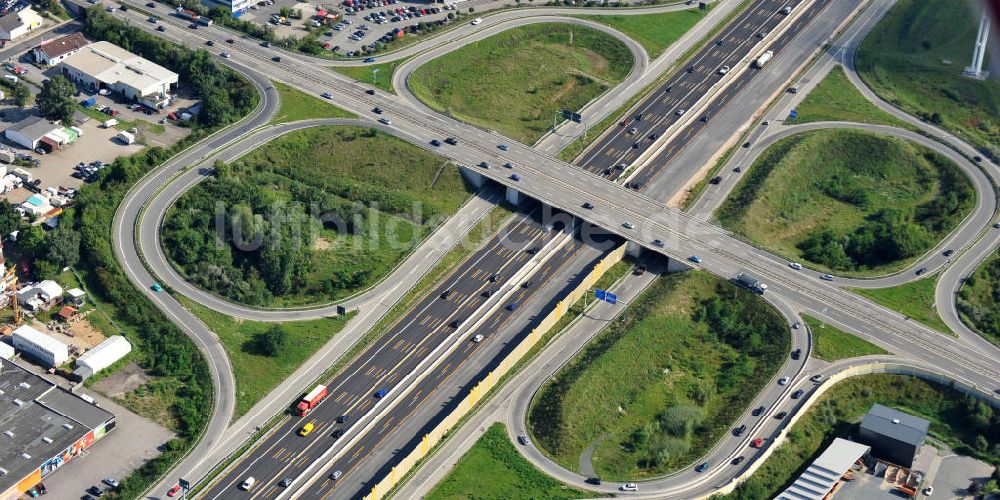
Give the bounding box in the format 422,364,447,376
299,422,315,437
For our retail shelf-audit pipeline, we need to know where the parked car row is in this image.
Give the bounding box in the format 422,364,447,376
72,161,109,183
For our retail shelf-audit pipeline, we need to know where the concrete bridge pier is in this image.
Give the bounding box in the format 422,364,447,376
460,168,487,190
506,186,522,206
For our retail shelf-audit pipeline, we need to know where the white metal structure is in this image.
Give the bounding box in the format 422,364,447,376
75,335,132,377
12,325,68,367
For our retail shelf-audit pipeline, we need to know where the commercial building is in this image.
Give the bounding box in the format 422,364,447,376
12,325,68,367
777,438,871,500
60,41,178,108
16,280,63,312
203,0,251,16
0,7,42,45
32,32,91,66
0,341,13,360
857,404,929,468
0,358,116,500
73,335,131,379
4,115,63,151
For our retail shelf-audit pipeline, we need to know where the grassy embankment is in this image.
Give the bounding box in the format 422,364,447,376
856,0,1000,159
802,314,888,361
408,23,634,145
269,81,356,124
716,129,974,277
852,275,954,335
722,374,1000,499
576,6,710,58
529,271,789,480
793,66,912,128
161,126,471,307
957,249,1000,346
426,423,602,500
331,59,409,94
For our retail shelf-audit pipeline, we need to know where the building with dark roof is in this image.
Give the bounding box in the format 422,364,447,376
32,32,90,66
856,404,929,468
0,358,115,499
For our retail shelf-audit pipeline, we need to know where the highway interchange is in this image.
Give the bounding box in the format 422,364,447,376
79,0,1000,497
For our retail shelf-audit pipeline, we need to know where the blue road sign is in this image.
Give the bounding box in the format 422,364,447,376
595,289,606,301
595,289,617,304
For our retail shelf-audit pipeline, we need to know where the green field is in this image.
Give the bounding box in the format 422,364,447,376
803,314,888,361
427,423,600,500
576,6,710,58
716,129,974,276
331,59,407,93
722,374,1000,499
856,0,1000,157
957,248,1000,346
178,297,352,418
162,126,471,307
852,275,954,335
269,81,355,124
794,66,911,128
409,23,634,145
529,271,789,480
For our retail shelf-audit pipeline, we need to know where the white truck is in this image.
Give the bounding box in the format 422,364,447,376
752,50,773,69
117,131,135,145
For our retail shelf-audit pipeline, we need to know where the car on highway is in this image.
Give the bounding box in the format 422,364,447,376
774,411,788,419
146,2,155,6
752,405,766,416
751,438,764,448
372,106,383,114
240,477,255,490
757,31,767,38
220,51,231,58
331,428,344,438
299,422,315,436
151,283,164,292
364,57,376,63
374,388,388,398
506,302,518,311
366,89,376,95
517,434,530,445
718,65,730,75
379,117,392,125
478,161,490,169
498,144,509,151
943,249,954,257
510,173,521,181
279,477,293,487
791,348,801,360
321,92,333,99
733,424,746,436
778,376,789,385
148,16,158,22
582,202,594,209
676,109,686,116
585,477,602,485
330,470,343,481
915,267,927,276
810,374,823,383
792,322,800,329
472,334,484,343
445,137,458,145
700,115,710,123
628,127,637,135
789,262,803,270
470,17,482,25
731,456,745,465
924,486,934,496
337,414,350,423
156,25,165,32
166,485,182,497
995,222,1000,229
715,39,724,46
652,239,664,247
622,222,635,229
504,162,514,169
430,139,441,147
709,175,722,184
820,274,834,281
791,389,804,399
689,255,702,264
695,462,710,473
620,483,638,492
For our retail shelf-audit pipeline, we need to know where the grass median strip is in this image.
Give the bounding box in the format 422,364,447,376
792,66,912,128
852,275,955,336
575,6,711,58
269,81,356,124
957,249,1000,347
803,314,888,361
330,58,410,94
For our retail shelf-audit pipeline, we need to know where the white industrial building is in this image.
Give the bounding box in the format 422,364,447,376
16,280,63,311
0,7,42,44
0,341,13,360
4,115,63,150
73,335,131,379
777,438,871,500
32,32,91,66
59,41,178,108
12,325,68,367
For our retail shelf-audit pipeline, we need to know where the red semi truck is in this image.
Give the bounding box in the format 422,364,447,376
295,385,328,416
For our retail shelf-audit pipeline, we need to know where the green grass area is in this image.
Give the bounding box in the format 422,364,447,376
794,66,913,128
409,23,634,145
161,125,472,307
852,275,954,335
330,59,408,94
957,248,1000,346
856,0,1000,157
558,0,753,163
269,81,355,124
803,314,888,361
426,423,600,500
722,374,1000,499
576,6,711,58
78,105,165,135
717,129,975,277
178,296,353,418
529,271,789,480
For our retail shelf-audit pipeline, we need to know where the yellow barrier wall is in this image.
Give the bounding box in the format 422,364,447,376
363,243,627,500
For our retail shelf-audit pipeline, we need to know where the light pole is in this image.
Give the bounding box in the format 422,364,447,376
372,67,380,86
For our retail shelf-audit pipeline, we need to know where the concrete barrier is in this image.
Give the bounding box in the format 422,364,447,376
361,243,628,500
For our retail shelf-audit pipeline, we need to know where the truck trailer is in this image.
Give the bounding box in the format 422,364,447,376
752,50,773,69
295,384,328,416
735,272,768,294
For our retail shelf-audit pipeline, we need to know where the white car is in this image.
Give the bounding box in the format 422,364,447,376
718,65,730,75
923,486,933,496
240,477,256,490
622,222,635,229
471,17,482,25
379,117,392,125
472,334,484,343
778,377,790,386
789,262,803,270
220,51,231,58
621,483,639,492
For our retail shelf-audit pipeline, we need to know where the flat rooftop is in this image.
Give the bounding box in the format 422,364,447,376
0,359,114,492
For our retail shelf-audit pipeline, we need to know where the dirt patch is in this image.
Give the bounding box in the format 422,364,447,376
91,362,151,398
313,236,334,250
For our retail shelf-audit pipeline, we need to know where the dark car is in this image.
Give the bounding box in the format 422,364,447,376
206,40,215,46
156,25,165,32
943,249,954,257
449,319,462,328
444,137,458,145
709,176,722,185
331,429,344,439
582,202,594,209
791,390,804,399
87,487,104,498
731,456,745,466
146,2,155,6
695,462,710,473
279,478,293,487
752,405,765,417
440,290,452,300
366,89,376,95
527,246,540,255
430,139,441,147
585,477,602,486
336,414,350,424
916,267,927,276
791,348,801,360
634,265,647,276
733,424,746,436
272,56,282,62
372,106,383,114
775,411,788,419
